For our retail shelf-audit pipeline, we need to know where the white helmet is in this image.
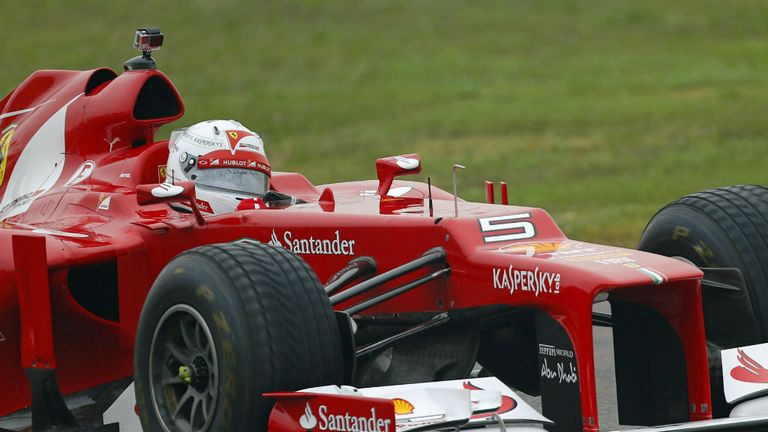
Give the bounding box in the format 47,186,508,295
166,120,271,214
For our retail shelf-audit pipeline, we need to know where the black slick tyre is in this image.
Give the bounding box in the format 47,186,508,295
638,185,768,340
134,239,344,432
638,185,768,416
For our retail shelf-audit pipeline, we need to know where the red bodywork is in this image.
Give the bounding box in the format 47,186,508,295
0,66,710,431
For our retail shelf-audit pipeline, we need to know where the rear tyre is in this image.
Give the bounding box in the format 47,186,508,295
638,184,768,416
134,239,345,432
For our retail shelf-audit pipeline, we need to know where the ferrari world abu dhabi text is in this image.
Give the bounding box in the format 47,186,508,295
541,358,578,384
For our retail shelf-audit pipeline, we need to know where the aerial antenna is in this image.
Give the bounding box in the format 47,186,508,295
452,164,465,217
427,177,434,217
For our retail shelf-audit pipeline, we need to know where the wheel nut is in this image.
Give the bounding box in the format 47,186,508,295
178,365,192,384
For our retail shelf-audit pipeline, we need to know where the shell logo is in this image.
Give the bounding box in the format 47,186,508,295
498,242,573,255
392,398,414,415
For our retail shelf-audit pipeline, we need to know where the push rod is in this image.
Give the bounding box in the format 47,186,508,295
325,256,377,295
344,268,450,315
329,247,446,305
356,312,450,358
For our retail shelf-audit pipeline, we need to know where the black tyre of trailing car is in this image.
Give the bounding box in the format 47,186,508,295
639,185,768,339
134,239,345,432
638,184,768,416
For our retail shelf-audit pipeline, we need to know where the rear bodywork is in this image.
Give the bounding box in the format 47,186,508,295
0,63,710,431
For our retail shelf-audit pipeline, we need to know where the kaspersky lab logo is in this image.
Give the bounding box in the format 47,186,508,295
296,402,391,432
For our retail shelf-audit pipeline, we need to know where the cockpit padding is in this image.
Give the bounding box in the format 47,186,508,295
131,140,170,185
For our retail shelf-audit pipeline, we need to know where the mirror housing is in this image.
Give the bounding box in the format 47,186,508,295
376,153,422,196
136,181,205,225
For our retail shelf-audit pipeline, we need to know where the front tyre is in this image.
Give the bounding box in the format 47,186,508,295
134,240,345,432
638,185,768,417
638,185,768,340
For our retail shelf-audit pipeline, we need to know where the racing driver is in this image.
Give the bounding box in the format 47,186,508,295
165,119,298,214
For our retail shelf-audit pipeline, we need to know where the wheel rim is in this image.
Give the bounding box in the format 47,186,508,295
149,304,219,432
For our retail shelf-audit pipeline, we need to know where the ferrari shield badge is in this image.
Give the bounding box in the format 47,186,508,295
0,125,16,187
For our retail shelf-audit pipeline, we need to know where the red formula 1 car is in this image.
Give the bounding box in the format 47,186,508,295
2,30,768,432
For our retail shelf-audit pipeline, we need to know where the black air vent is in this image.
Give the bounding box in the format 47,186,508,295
133,75,181,120
67,262,119,322
85,69,117,95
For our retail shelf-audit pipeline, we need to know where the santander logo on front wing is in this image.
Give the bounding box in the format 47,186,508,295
297,403,391,432
721,342,768,404
731,348,768,384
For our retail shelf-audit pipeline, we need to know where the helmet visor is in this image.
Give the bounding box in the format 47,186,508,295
193,168,270,197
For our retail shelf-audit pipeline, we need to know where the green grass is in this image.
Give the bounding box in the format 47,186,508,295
3,0,768,246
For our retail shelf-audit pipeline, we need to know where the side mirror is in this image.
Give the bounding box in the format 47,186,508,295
376,153,422,196
136,181,205,225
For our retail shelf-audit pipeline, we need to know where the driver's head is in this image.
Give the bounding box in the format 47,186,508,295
166,120,271,214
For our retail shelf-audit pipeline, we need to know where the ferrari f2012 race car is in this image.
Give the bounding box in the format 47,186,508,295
2,29,768,432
